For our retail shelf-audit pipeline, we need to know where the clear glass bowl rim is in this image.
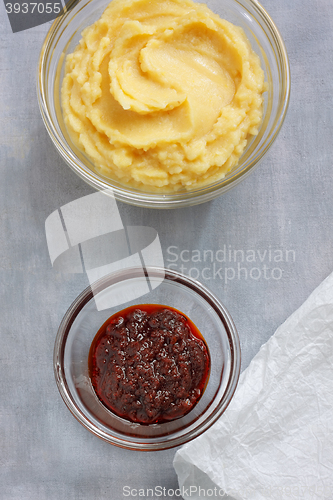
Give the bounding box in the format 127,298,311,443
37,0,290,209
53,266,241,451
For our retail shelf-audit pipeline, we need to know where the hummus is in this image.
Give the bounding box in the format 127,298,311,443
61,0,266,192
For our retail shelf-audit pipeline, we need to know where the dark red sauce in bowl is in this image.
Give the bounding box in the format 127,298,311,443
88,304,210,425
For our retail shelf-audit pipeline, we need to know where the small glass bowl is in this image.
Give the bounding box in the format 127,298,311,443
54,267,241,451
38,0,290,209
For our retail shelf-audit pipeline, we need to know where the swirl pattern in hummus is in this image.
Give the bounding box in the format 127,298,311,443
61,0,266,192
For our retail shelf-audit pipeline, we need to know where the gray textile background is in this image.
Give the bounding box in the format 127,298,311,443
1,0,333,498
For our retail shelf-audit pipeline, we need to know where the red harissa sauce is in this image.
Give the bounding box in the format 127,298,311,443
88,304,210,424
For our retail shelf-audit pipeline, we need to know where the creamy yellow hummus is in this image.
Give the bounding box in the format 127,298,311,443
61,0,266,192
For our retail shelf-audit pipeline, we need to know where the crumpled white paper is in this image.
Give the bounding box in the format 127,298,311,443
174,273,333,500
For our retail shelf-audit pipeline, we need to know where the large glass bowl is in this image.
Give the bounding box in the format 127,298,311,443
38,0,290,208
54,267,241,451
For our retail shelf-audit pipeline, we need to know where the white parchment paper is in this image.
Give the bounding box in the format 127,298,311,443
174,273,333,500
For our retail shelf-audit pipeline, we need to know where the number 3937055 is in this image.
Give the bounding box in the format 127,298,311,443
5,2,61,14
